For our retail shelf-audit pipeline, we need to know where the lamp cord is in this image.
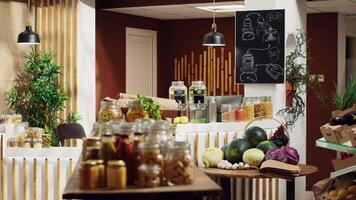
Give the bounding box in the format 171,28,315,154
212,0,216,31
27,0,31,25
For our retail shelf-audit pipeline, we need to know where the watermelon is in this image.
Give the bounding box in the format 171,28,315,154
225,138,250,164
221,144,228,159
256,140,277,154
245,126,267,147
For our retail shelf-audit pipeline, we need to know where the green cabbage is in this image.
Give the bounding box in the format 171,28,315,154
242,148,265,167
202,147,224,168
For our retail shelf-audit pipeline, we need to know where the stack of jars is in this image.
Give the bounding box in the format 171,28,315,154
79,119,194,190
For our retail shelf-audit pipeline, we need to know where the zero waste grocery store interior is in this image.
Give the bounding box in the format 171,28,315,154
0,0,356,199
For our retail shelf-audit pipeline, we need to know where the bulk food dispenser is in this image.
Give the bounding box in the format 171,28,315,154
188,81,207,123
169,81,188,116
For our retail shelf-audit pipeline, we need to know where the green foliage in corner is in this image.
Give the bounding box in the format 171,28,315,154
6,50,67,146
137,95,161,120
333,78,356,110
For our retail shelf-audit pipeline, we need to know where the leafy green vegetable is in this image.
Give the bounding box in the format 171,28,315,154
6,50,67,146
332,78,356,110
137,95,161,120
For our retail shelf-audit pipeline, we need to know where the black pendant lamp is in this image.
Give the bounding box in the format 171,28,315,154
17,0,40,45
202,0,225,46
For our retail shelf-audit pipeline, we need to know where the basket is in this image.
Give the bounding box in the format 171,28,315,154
243,116,290,146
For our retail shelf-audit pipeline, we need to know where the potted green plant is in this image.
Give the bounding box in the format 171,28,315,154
6,50,67,146
278,30,325,127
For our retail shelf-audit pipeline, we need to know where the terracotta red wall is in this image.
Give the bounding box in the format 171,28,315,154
96,13,239,109
160,17,243,97
96,11,165,110
306,13,338,189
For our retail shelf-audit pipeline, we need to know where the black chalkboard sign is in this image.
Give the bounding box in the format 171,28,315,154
236,9,285,83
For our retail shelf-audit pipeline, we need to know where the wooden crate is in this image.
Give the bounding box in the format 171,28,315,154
331,104,356,117
345,126,356,147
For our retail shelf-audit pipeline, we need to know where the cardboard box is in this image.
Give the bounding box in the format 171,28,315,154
331,155,356,171
320,123,349,144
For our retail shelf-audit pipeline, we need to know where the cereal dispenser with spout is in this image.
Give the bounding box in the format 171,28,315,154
188,81,207,123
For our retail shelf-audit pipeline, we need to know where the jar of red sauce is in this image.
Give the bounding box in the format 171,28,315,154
234,105,246,122
113,122,136,185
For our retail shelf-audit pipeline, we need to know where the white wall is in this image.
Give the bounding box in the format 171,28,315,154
77,0,96,134
245,0,308,199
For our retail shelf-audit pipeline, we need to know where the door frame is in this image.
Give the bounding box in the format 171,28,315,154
125,27,157,97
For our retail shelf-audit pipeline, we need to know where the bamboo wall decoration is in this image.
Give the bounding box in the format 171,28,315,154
174,47,241,96
35,0,79,120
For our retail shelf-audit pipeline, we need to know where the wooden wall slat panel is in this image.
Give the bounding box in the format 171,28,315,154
174,48,241,96
35,0,78,118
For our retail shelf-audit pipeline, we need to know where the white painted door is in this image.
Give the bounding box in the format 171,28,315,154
126,27,157,96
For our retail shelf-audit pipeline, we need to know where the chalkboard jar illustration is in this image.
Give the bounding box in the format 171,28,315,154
240,51,258,83
188,81,207,123
242,17,255,41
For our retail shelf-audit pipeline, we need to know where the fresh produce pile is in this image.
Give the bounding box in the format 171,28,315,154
202,125,300,170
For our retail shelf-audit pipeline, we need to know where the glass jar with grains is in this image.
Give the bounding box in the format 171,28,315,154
98,99,123,122
126,101,149,122
164,141,194,185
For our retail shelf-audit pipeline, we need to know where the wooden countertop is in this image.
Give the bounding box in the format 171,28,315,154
63,166,222,200
202,164,318,180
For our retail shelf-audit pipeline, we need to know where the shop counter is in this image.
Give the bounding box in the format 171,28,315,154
0,134,82,200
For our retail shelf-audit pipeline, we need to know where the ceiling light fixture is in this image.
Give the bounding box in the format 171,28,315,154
17,0,40,45
196,4,245,13
202,0,225,46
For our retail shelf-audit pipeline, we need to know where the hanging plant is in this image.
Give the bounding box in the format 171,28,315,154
278,30,325,127
6,50,67,146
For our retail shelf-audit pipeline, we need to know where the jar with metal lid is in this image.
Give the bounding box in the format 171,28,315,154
84,146,101,161
260,96,273,118
169,81,188,113
164,141,194,185
100,134,117,164
138,164,161,188
107,160,127,189
22,138,32,148
115,122,135,184
32,138,43,148
146,121,173,156
234,104,246,122
82,137,101,160
92,121,113,137
26,127,44,139
221,104,233,122
98,99,123,122
79,160,99,189
137,143,163,167
96,160,106,188
243,97,255,121
254,97,263,118
126,100,149,122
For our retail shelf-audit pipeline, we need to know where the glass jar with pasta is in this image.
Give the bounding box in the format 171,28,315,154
98,99,123,122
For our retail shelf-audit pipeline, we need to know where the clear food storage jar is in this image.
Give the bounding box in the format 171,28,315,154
243,97,255,121
189,81,207,107
138,164,161,188
221,104,233,122
98,99,123,122
164,142,194,185
169,81,188,111
126,101,149,122
260,96,273,118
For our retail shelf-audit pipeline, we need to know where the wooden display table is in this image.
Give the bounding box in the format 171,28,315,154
202,164,318,200
62,166,222,200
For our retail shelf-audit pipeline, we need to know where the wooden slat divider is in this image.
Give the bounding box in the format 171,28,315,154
12,158,16,200
249,178,253,200
177,61,181,80
205,133,210,148
199,54,202,81
194,134,199,166
203,51,207,84
241,178,245,200
57,158,61,200
255,178,260,200
268,178,273,200
262,178,267,200
65,0,72,115
33,159,37,200
221,66,224,95
214,133,219,148
189,53,192,80
73,0,78,112
23,158,27,200
45,158,49,200
174,58,177,80
275,178,279,200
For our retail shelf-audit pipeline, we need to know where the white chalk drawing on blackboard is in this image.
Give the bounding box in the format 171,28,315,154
240,44,271,82
255,63,283,80
256,17,279,44
266,11,283,22
242,12,260,41
268,47,280,62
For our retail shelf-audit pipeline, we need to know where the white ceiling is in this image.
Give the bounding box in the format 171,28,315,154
308,0,356,18
106,0,356,20
105,1,243,20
